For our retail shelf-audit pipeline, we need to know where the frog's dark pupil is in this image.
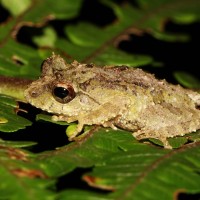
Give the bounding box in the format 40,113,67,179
54,87,69,99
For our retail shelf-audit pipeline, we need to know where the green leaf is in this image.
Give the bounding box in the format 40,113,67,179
0,39,43,78
0,0,83,79
37,129,136,177
1,0,31,16
33,27,57,47
0,138,37,148
0,144,55,200
187,130,200,142
150,30,189,42
149,136,188,149
94,47,153,66
36,113,69,125
66,23,108,47
17,0,83,23
0,95,31,132
58,189,110,200
173,71,200,89
37,129,200,199
64,22,153,65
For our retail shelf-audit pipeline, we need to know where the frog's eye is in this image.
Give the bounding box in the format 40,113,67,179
52,83,76,103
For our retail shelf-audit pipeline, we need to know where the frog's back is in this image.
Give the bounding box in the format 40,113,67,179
76,65,199,107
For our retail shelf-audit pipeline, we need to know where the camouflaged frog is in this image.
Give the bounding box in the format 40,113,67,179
24,54,200,148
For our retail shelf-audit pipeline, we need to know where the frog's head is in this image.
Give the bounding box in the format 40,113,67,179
24,54,99,116
24,79,77,114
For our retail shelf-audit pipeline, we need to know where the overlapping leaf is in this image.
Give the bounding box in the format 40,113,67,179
37,129,200,199
0,141,55,200
0,95,31,132
83,136,200,200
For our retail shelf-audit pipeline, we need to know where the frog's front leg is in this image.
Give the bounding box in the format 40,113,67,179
53,101,127,140
52,115,84,139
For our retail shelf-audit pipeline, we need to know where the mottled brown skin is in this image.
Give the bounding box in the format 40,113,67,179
24,54,200,148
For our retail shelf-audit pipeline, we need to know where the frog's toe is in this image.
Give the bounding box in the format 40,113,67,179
132,130,172,149
132,129,153,140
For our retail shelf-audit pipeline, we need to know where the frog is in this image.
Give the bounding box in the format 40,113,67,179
24,54,200,148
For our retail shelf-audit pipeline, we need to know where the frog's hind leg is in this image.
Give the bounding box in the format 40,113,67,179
132,129,172,149
132,103,200,149
133,118,200,149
